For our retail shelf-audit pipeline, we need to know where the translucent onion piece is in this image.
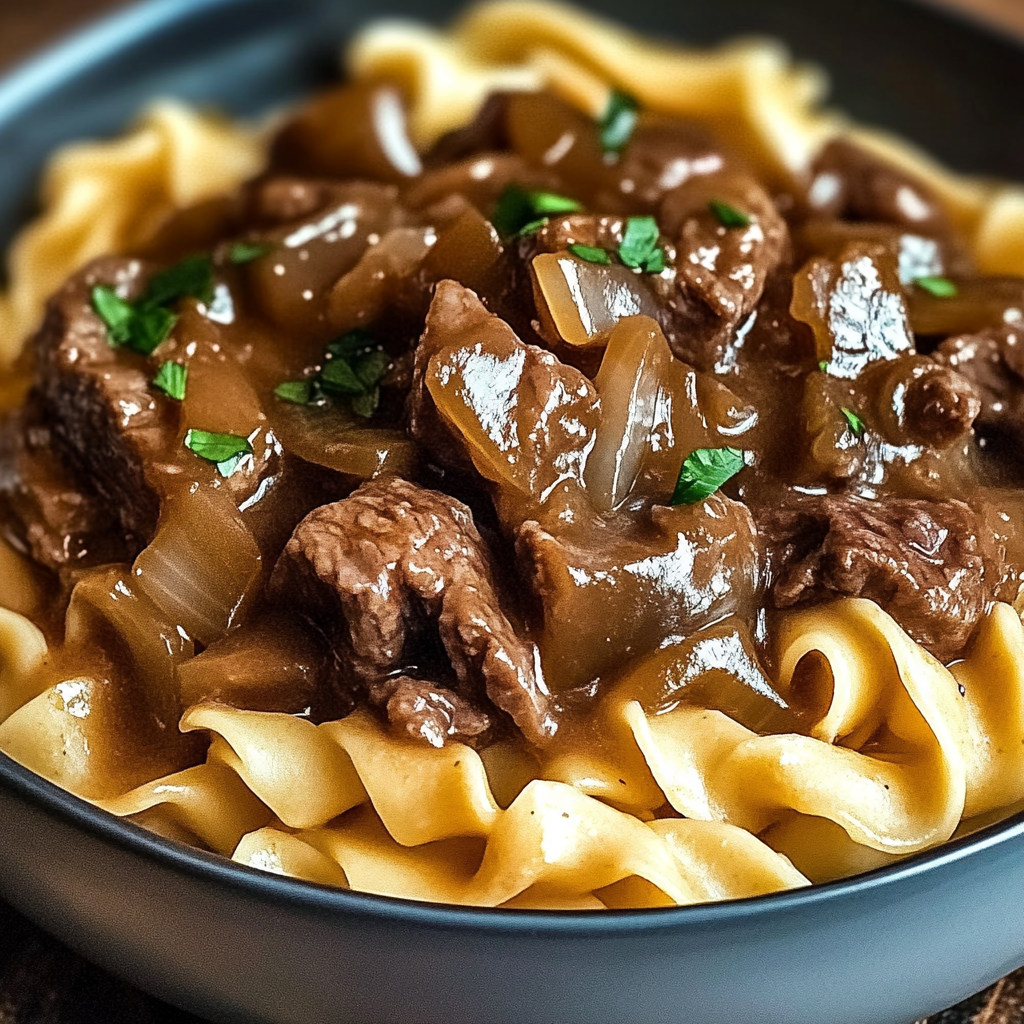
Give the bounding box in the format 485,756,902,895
586,315,674,510
531,251,660,347
906,276,1024,336
132,485,262,647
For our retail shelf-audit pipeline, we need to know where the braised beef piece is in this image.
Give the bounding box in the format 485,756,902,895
935,325,1024,441
30,257,172,546
271,476,557,746
424,93,512,167
762,494,1000,661
518,495,763,690
807,139,948,234
367,675,492,748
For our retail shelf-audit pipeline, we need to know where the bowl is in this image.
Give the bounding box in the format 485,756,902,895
4,1,1024,1022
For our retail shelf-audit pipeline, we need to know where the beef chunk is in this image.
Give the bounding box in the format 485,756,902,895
518,495,763,690
368,675,493,748
808,139,948,234
935,325,1024,440
272,476,556,746
660,172,789,370
31,257,174,546
763,494,999,661
895,360,980,448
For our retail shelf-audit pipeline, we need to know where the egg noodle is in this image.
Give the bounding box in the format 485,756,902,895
1,1,1024,909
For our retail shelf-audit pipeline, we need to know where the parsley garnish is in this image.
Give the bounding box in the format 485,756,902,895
568,243,611,265
599,89,639,155
671,447,747,506
491,185,582,238
152,361,187,401
228,242,272,265
841,407,866,437
184,429,253,478
708,200,751,229
818,360,829,373
915,276,958,298
274,381,313,405
91,254,215,356
274,330,391,419
619,216,665,273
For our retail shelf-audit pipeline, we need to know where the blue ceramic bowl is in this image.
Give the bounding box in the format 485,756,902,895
3,2,1024,1022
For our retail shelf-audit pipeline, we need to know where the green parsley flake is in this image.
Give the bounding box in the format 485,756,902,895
708,199,752,229
818,360,830,373
915,275,959,298
152,361,187,401
619,216,665,273
841,407,866,437
599,89,639,156
92,253,217,356
145,255,215,309
228,241,272,265
184,429,253,478
491,185,582,238
275,331,391,419
671,447,747,506
568,243,611,265
274,380,313,405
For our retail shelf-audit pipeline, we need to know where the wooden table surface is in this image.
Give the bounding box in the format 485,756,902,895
4,1,1024,1022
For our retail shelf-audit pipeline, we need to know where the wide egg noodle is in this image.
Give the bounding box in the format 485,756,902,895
0,606,49,723
619,599,969,855
0,102,266,364
180,704,367,830
94,762,273,856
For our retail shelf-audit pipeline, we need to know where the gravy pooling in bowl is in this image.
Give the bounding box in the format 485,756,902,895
2,0,1024,909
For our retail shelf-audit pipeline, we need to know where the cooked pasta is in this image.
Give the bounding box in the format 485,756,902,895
2,0,1024,911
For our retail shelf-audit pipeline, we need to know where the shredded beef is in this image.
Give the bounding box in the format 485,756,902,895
271,476,556,746
762,494,1000,661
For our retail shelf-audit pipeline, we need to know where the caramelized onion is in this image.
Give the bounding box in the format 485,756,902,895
131,486,262,647
906,277,1024,337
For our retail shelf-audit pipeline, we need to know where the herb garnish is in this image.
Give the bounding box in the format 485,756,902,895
568,243,611,265
183,428,253,478
274,329,391,419
599,89,639,156
841,407,866,437
92,254,215,356
274,381,313,405
228,242,272,265
671,447,747,505
491,185,582,238
618,216,666,273
818,360,830,373
708,199,752,229
152,361,188,401
914,275,958,298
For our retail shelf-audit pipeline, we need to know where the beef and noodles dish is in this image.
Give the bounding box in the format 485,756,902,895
4,1,1024,910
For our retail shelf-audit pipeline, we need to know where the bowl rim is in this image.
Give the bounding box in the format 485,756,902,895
3,0,1024,933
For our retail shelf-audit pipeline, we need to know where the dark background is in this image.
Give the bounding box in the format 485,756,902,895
2,1,1024,1022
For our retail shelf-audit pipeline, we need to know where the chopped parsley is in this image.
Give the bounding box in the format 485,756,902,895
274,329,391,419
708,199,751,229
618,216,665,273
228,241,272,265
841,407,866,437
568,243,611,265
671,447,747,506
274,380,313,405
818,360,830,373
491,185,582,238
914,275,958,298
91,253,215,356
599,89,639,156
183,428,253,478
152,361,188,401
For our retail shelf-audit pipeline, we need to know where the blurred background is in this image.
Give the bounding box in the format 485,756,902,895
1,0,1024,71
